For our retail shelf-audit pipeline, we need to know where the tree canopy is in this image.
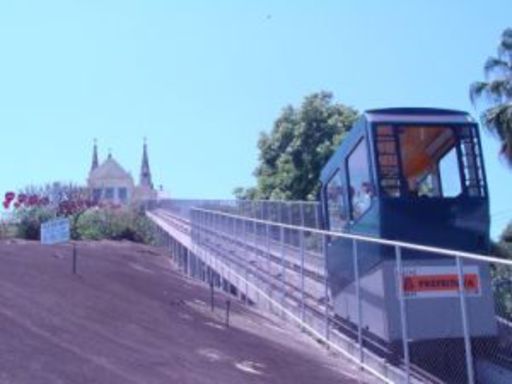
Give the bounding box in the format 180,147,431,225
470,28,512,165
234,91,358,201
493,222,512,258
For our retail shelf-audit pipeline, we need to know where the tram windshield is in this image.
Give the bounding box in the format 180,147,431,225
375,124,485,198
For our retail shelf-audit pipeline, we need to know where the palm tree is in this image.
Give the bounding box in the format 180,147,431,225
470,28,512,165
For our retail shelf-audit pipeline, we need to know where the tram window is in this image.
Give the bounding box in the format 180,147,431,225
396,126,460,198
326,171,346,231
348,138,372,220
439,147,462,197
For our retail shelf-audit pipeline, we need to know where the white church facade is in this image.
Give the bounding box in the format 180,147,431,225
87,140,157,205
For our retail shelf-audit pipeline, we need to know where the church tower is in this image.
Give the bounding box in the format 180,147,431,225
91,138,99,172
139,138,154,189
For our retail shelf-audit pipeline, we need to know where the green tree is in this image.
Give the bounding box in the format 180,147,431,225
493,221,512,258
236,91,358,200
491,222,512,319
470,28,512,165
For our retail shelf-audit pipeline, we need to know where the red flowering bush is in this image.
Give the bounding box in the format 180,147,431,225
4,185,154,243
3,191,50,211
4,186,96,240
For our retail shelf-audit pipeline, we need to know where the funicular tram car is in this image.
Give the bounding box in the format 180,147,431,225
319,108,498,371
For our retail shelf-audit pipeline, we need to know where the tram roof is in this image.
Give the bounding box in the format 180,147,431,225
364,107,475,124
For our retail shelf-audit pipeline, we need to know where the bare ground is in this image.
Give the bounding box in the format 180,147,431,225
0,240,372,384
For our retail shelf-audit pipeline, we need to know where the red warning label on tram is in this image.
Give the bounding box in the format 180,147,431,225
400,266,481,299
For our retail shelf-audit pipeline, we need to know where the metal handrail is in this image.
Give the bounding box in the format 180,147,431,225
192,207,512,266
158,198,319,205
154,207,491,383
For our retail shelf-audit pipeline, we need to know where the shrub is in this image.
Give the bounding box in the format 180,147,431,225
75,208,156,244
16,206,56,240
11,203,156,245
0,222,16,239
74,209,109,240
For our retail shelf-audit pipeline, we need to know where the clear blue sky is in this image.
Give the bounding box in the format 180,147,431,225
0,1,510,237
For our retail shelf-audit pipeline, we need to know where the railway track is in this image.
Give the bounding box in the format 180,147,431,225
155,209,325,280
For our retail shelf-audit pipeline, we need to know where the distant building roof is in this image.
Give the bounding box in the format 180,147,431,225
89,155,133,183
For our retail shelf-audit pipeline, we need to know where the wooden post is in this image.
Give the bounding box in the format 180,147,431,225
72,243,77,275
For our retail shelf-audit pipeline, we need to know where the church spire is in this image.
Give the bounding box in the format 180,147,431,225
91,138,99,172
139,137,153,189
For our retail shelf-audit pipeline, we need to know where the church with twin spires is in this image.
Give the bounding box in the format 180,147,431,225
87,140,157,205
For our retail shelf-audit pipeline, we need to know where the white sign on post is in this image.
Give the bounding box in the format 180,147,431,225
41,218,71,245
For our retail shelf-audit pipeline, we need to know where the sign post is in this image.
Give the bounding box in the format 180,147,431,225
41,218,75,274
72,243,77,274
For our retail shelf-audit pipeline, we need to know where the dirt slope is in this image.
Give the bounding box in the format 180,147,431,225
0,240,370,384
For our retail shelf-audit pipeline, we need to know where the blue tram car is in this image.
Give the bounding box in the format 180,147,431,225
319,108,497,362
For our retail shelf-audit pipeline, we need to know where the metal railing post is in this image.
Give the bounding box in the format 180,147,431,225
280,225,286,312
353,239,363,364
176,242,180,269
300,227,306,324
252,208,257,265
299,203,306,323
196,211,201,246
231,215,236,248
243,216,249,304
322,233,329,340
245,269,249,304
456,256,475,384
202,210,207,247
300,203,305,228
314,203,320,229
211,210,217,281
186,248,191,277
193,210,198,245
253,202,258,239
266,221,271,274
180,242,184,270
395,245,410,384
